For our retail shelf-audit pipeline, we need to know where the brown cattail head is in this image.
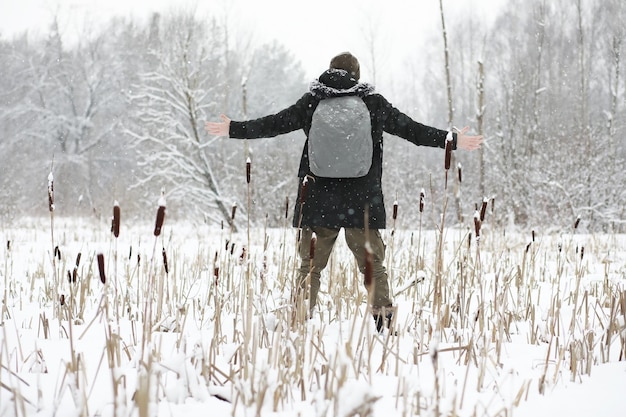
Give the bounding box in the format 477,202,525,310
284,196,289,219
75,252,82,267
246,157,251,184
531,230,535,242
309,233,317,260
162,247,169,274
240,246,247,262
299,176,309,205
457,163,463,183
480,198,488,222
419,188,425,213
154,194,166,237
97,253,106,284
47,172,54,212
54,245,61,260
364,242,373,289
60,294,65,306
444,132,453,170
580,246,585,260
112,202,121,238
231,203,237,221
574,216,581,230
473,211,481,239
6,240,10,251
393,201,398,221
491,197,495,214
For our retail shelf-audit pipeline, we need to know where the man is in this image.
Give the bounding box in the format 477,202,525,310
206,52,482,332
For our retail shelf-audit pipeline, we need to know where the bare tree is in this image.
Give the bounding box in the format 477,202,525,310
127,12,236,226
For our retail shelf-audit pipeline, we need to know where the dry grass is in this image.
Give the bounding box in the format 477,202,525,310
1,163,625,416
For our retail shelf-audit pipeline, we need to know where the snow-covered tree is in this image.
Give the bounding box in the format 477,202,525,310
126,12,235,226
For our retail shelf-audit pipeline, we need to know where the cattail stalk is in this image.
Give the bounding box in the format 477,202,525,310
112,202,121,318
479,198,488,222
97,253,106,284
112,202,120,238
444,133,453,189
47,169,60,319
474,211,481,242
154,200,166,237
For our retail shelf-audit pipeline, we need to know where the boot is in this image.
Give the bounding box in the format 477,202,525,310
372,305,396,333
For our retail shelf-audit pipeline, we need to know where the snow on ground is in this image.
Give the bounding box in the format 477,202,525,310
0,216,625,417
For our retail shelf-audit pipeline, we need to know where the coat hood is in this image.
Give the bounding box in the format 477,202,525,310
310,69,375,99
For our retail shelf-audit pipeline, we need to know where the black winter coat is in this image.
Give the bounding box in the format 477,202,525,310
229,69,457,230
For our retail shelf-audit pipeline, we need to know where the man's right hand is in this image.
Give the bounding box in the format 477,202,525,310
455,126,483,151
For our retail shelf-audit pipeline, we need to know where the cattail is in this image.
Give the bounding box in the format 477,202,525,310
75,252,82,268
162,247,169,274
47,172,54,212
213,251,219,285
525,242,532,253
54,246,61,260
364,242,373,289
299,176,309,204
480,198,488,222
491,197,495,214
246,157,251,184
580,246,585,260
473,211,481,240
112,202,120,238
240,246,247,262
444,132,453,170
230,242,235,255
128,246,132,260
72,267,77,283
419,188,425,213
457,162,463,183
7,240,10,251
574,216,581,229
231,203,237,221
67,270,72,285
532,230,535,242
154,195,166,237
60,294,65,306
97,253,106,284
284,196,289,219
309,233,317,260
392,201,398,221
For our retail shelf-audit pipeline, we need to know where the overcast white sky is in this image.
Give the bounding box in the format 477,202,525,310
0,0,503,79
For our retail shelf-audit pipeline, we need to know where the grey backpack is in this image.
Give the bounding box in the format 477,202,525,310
308,96,373,178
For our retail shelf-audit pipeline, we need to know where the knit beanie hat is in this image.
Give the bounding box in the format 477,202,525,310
330,52,360,81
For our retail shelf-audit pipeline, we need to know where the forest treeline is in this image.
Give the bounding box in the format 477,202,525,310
1,0,624,232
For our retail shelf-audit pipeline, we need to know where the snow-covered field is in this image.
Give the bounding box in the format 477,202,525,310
1,216,625,417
